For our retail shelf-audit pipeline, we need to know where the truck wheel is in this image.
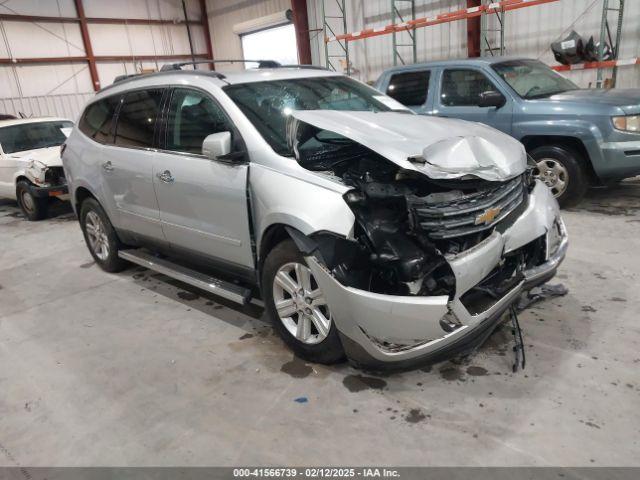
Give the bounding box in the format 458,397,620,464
262,239,345,364
16,180,48,221
530,145,588,208
79,197,128,273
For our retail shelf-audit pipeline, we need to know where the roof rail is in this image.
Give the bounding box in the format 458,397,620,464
113,73,143,83
160,59,281,71
279,64,329,71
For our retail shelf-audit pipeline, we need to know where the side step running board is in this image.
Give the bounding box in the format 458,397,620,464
118,249,251,305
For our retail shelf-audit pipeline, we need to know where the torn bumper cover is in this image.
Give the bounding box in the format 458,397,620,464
25,161,68,198
306,182,567,369
28,183,68,198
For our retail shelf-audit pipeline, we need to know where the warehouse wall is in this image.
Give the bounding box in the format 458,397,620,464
308,0,640,87
207,0,292,71
0,0,207,119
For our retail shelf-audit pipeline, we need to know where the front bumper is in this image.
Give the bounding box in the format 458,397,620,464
307,181,567,369
598,139,640,181
28,183,69,199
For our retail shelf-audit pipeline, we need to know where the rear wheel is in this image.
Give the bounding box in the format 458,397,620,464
79,197,128,273
530,145,588,207
262,239,345,364
16,180,48,221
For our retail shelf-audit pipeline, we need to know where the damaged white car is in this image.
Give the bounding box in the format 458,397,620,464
63,65,567,369
0,117,73,220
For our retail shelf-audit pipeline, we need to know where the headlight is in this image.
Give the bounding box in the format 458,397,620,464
612,115,640,133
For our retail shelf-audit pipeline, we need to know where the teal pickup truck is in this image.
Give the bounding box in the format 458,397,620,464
375,57,640,206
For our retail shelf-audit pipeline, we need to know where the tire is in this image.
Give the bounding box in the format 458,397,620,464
16,180,48,221
262,239,345,364
529,145,588,208
79,197,128,273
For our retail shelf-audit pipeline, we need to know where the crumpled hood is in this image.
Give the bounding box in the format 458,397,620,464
7,146,63,167
288,110,526,181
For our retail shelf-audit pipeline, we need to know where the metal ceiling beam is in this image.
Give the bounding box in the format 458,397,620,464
0,13,200,25
0,54,209,65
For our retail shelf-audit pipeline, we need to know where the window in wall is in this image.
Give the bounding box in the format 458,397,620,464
386,70,430,106
114,89,163,148
440,69,498,107
78,96,120,144
166,89,232,154
241,23,298,66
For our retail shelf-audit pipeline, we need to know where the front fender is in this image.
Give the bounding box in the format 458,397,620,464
514,119,605,167
249,164,355,256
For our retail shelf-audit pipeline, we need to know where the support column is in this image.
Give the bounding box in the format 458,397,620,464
467,0,482,58
291,0,312,65
199,0,214,69
73,0,100,90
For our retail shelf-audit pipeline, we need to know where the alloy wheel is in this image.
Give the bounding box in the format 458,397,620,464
85,211,110,261
272,261,331,345
534,158,569,197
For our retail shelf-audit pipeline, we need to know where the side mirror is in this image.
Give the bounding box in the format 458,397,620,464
478,90,506,109
202,131,231,160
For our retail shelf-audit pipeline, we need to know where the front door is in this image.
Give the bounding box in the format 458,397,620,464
153,87,254,270
435,68,513,134
101,88,165,242
0,152,21,198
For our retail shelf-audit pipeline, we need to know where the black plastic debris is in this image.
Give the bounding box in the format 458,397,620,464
517,283,569,312
551,31,585,65
509,306,526,373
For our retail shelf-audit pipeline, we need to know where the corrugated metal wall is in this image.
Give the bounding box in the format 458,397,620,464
308,0,640,87
0,0,206,99
0,92,94,121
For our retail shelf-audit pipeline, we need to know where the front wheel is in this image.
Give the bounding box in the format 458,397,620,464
16,180,48,221
530,145,588,208
262,239,345,364
79,197,128,273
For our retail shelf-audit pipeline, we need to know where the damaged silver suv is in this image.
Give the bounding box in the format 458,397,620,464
63,63,567,368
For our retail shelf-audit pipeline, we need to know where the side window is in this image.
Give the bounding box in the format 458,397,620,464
114,89,163,148
78,96,120,144
386,70,430,106
165,88,232,155
440,69,498,107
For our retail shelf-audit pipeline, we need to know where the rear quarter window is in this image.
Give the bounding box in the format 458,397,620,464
78,96,121,144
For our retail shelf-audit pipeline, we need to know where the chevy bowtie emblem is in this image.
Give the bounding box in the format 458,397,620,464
475,207,502,225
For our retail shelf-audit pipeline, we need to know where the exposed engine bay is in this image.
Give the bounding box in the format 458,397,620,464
291,121,539,299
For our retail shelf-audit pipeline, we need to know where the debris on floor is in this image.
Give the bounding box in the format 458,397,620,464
517,283,569,311
294,397,308,403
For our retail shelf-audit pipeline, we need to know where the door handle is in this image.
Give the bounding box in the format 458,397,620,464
156,170,175,183
102,161,114,172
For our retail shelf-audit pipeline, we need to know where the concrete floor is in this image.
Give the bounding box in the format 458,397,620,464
1,182,639,467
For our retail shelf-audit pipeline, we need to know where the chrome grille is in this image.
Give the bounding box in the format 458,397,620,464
409,175,526,239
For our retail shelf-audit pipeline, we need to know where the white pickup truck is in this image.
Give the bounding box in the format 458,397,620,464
0,117,73,220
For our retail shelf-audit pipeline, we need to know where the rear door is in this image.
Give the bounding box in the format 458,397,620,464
100,89,166,242
435,67,513,134
153,87,254,270
383,69,432,114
